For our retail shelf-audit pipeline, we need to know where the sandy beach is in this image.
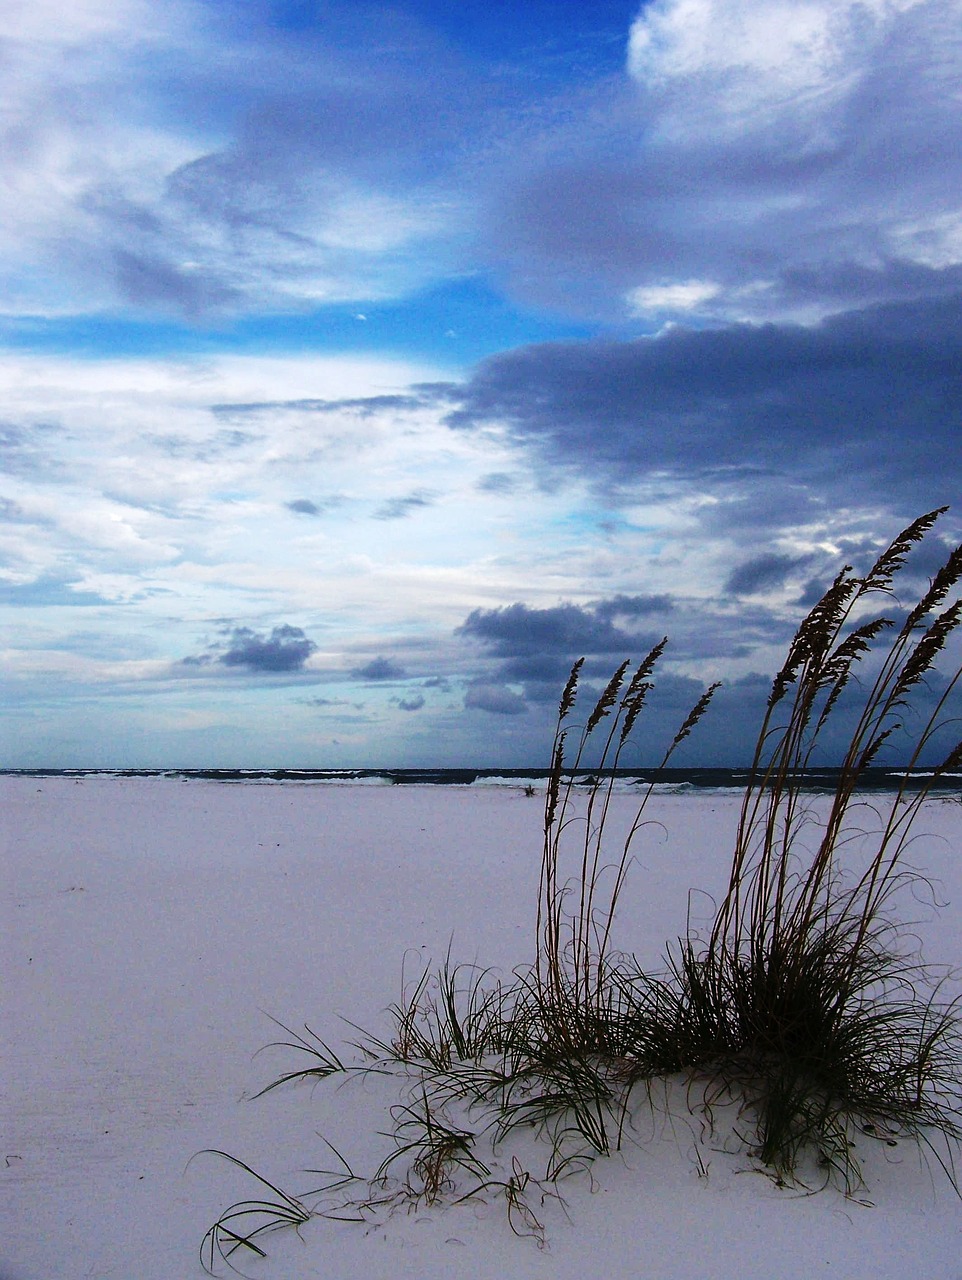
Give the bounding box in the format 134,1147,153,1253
4,775,961,1280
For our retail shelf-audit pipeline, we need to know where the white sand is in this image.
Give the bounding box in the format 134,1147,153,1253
3,776,961,1280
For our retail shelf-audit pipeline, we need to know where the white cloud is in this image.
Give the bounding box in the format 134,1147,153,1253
7,0,958,327
0,349,615,671
626,279,720,313
485,0,962,324
3,342,775,741
0,646,171,683
889,211,962,269
628,0,925,136
1,0,154,42
0,350,444,587
0,1,462,316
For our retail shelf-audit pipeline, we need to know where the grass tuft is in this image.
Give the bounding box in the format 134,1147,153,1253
202,508,962,1267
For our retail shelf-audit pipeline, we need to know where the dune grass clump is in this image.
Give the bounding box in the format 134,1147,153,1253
622,508,962,1189
202,509,962,1271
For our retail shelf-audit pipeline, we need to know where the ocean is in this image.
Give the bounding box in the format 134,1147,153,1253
4,766,961,795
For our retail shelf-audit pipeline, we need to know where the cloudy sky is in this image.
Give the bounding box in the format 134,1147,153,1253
2,0,961,768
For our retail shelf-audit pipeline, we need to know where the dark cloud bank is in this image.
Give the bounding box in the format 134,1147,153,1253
443,293,962,529
456,594,772,762
452,546,961,763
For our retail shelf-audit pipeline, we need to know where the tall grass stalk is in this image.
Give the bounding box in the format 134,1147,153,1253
537,643,719,1038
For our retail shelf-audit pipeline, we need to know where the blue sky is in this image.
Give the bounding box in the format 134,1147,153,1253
1,0,961,767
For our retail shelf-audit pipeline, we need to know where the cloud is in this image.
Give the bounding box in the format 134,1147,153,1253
0,498,25,521
593,593,675,621
445,293,962,527
218,624,317,672
0,421,65,480
725,554,814,596
4,4,960,771
0,3,490,318
475,471,518,494
213,394,426,418
629,0,894,120
373,490,435,520
457,598,677,707
6,0,958,330
395,694,425,711
458,601,639,657
464,683,527,715
627,280,721,314
484,0,962,323
352,656,407,681
453,586,822,722
455,594,782,691
284,497,346,516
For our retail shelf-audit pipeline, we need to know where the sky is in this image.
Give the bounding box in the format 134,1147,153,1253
1,0,961,769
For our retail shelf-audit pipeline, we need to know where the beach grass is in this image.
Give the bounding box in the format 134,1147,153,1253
203,508,962,1271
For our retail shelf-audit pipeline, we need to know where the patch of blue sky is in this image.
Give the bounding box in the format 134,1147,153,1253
551,508,626,538
0,578,113,608
0,277,603,366
243,0,640,75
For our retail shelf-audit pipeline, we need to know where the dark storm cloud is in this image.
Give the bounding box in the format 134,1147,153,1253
491,142,962,321
353,656,407,680
885,531,962,598
664,605,793,663
797,578,829,608
445,294,962,525
697,486,824,537
497,653,581,685
457,596,767,687
216,624,317,672
455,590,812,720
